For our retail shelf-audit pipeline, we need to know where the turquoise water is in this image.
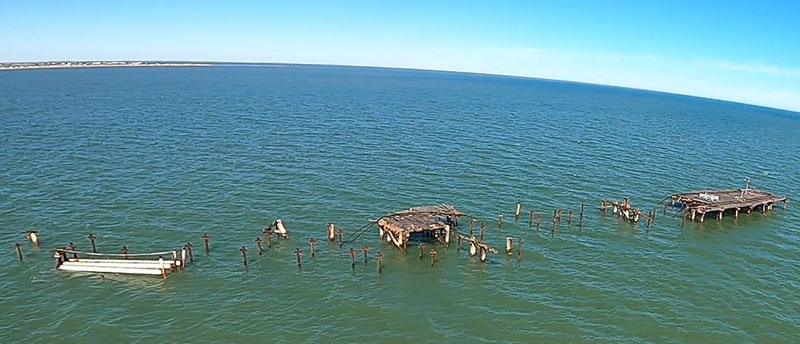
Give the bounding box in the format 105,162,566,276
1,65,798,342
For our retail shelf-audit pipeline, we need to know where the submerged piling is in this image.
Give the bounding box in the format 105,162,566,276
480,223,485,241
185,242,194,262
121,246,128,259
239,246,248,268
309,238,317,258
294,248,302,268
498,214,504,229
517,238,523,260
579,203,585,231
337,229,344,248
349,248,356,270
469,217,475,237
327,223,336,241
515,203,521,223
430,248,437,267
202,234,210,253
529,210,534,228
419,243,426,260
14,243,23,262
362,245,369,263
26,231,40,246
376,252,383,274
255,237,264,255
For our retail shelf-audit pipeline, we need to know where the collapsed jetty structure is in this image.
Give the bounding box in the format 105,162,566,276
54,248,188,277
374,204,497,262
670,187,788,223
376,204,462,249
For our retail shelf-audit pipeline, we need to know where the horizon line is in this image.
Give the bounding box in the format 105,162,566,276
3,59,798,115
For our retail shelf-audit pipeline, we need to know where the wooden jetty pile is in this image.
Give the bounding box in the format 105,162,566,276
670,188,788,223
376,204,462,250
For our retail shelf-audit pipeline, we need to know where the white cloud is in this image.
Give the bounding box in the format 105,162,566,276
714,61,800,77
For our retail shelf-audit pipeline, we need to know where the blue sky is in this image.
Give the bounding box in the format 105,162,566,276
2,1,799,112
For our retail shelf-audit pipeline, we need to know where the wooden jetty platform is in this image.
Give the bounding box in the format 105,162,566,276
670,188,788,223
376,204,462,250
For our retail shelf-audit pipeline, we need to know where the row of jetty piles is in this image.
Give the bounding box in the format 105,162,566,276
11,182,789,278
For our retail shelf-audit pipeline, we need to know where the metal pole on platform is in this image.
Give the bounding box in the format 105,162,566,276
87,234,97,253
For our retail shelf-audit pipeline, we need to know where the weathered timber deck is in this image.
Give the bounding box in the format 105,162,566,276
376,204,462,250
670,188,787,222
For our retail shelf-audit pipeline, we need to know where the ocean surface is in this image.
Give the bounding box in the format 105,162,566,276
1,65,798,343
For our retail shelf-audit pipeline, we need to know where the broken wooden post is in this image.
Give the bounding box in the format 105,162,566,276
376,252,383,273
456,235,462,250
185,242,194,262
121,246,128,259
717,211,723,221
327,223,336,241
699,212,706,224
274,219,289,239
784,198,789,209
498,214,503,229
337,229,344,248
735,208,740,219
14,243,23,262
479,222,486,241
663,202,667,215
294,248,302,268
479,246,488,262
568,210,574,226
362,245,369,263
87,233,97,253
469,238,477,256
255,237,264,255
349,248,356,270
202,234,210,252
418,243,426,260
469,217,475,237
537,214,542,230
681,211,686,228
239,246,248,268
309,238,317,258
646,211,653,229
430,248,437,267
517,238,523,260
579,203,585,231
25,231,40,246
266,230,273,248
505,237,513,255
514,203,521,223
444,225,451,247
529,210,534,228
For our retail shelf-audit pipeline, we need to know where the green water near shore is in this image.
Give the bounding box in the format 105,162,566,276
1,65,798,342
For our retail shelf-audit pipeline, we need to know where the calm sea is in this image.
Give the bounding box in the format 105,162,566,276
1,65,798,343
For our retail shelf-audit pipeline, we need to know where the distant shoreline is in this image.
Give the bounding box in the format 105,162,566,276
0,61,215,71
